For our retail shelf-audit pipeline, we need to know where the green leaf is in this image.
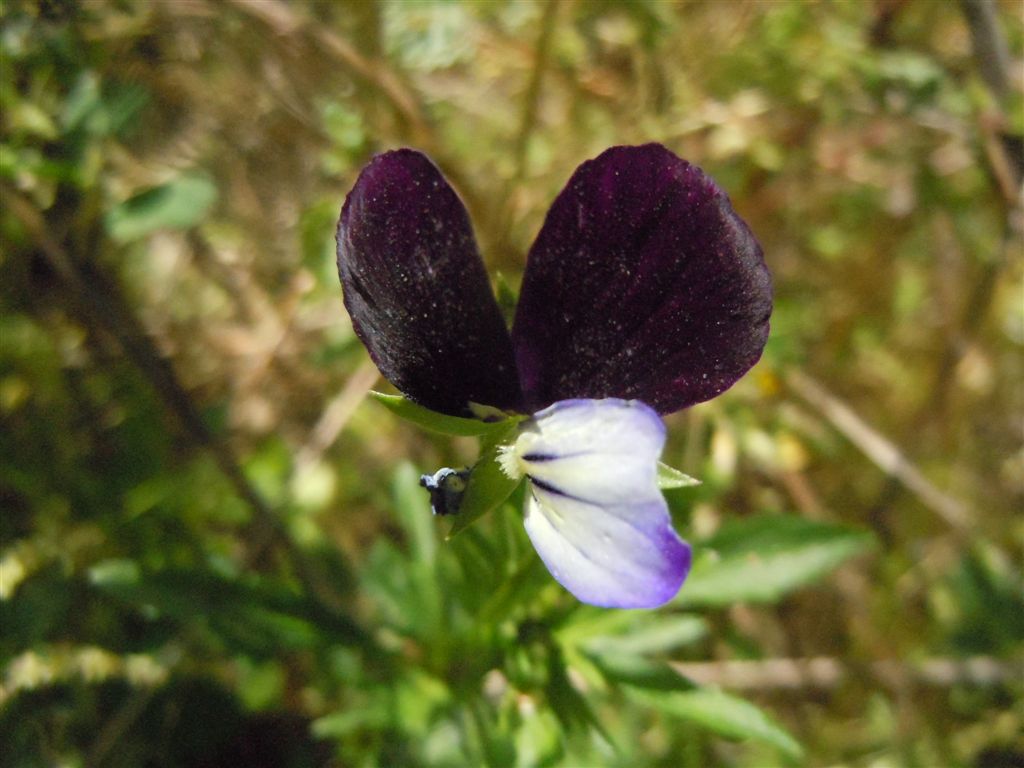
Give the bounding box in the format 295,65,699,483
628,687,803,759
448,425,523,538
312,705,390,739
657,461,701,489
61,71,103,132
469,698,517,768
370,392,521,437
391,462,437,566
362,540,424,635
89,563,369,654
475,541,550,623
581,615,708,657
494,271,519,328
589,651,800,757
378,464,444,641
677,514,873,607
514,709,563,768
587,652,694,692
591,650,800,757
448,526,506,606
545,644,614,747
394,668,452,735
105,174,218,242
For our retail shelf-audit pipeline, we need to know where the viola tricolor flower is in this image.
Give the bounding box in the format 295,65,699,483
336,144,771,608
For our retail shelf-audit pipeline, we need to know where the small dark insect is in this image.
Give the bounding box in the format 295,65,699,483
419,467,471,516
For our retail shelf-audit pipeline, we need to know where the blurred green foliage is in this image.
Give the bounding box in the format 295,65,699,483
1,0,1021,766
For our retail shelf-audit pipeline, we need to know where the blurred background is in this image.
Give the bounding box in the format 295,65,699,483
1,1,1021,766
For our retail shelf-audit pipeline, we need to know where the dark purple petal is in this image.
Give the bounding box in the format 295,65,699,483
337,150,522,416
512,144,772,415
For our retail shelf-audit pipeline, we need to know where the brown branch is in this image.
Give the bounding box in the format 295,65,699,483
962,0,1023,206
512,0,561,182
293,359,379,475
226,0,433,148
672,655,1021,692
960,0,1013,102
863,0,1022,529
785,369,972,531
483,0,561,264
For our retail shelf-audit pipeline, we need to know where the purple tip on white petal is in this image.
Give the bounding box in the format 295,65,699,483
524,493,691,609
512,398,691,608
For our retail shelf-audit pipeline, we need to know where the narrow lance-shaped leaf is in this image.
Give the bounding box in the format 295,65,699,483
581,615,708,657
447,423,524,538
588,652,803,759
677,514,874,607
369,392,521,437
89,562,370,653
628,688,803,759
106,173,217,242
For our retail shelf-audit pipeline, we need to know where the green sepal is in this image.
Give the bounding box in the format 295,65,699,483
447,423,523,539
369,391,521,437
657,461,701,489
494,271,519,328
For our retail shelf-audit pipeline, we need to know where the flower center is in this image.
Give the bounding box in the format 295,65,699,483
496,441,524,481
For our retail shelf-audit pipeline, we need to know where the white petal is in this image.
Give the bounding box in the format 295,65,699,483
511,398,664,502
516,399,691,608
